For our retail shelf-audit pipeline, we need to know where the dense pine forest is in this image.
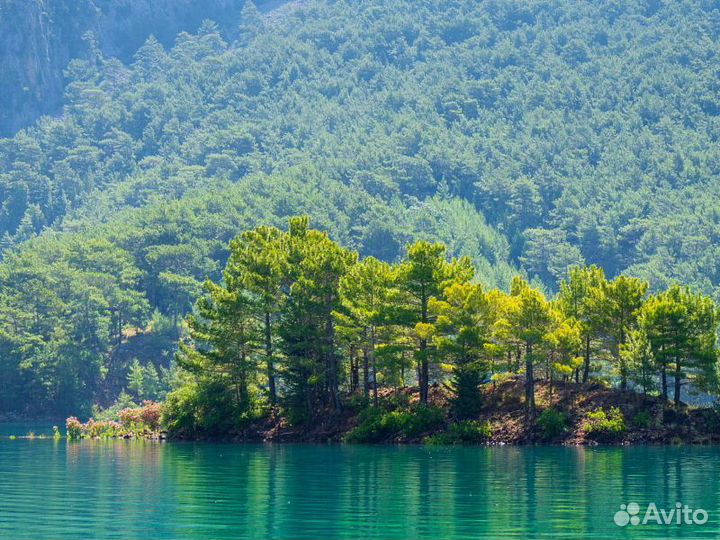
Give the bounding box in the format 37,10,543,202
155,218,720,442
1,0,720,427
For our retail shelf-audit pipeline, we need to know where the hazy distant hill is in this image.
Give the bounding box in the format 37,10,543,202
0,0,284,135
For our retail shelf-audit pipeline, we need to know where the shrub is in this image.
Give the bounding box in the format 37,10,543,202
118,407,143,426
85,419,124,438
490,372,516,386
425,420,492,445
161,382,202,437
66,417,83,439
401,405,445,438
537,408,567,440
92,391,138,421
118,401,162,430
345,393,370,412
344,407,394,443
344,405,446,443
66,417,126,439
383,393,411,410
583,407,626,441
161,378,257,438
139,401,162,429
632,410,652,429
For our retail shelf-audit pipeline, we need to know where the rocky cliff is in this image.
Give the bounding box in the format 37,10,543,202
0,0,272,136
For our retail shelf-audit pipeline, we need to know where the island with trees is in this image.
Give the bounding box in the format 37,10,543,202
65,218,720,445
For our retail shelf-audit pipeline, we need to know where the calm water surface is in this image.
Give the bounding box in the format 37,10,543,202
0,427,719,539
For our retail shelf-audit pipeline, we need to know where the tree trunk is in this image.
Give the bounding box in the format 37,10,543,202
674,357,682,408
370,328,378,406
618,321,627,390
582,336,591,383
419,338,428,404
525,342,535,420
661,365,668,402
372,350,378,407
419,296,429,404
350,344,358,394
618,346,627,391
265,311,276,405
325,314,340,412
117,310,123,348
363,347,370,399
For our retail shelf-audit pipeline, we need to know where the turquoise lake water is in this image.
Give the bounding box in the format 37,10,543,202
0,427,718,539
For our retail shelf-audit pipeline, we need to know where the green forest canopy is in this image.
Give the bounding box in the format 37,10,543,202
1,0,720,416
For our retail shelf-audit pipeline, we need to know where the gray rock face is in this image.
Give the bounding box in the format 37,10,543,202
0,0,266,136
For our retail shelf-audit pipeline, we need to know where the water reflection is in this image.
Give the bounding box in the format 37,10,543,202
0,439,718,539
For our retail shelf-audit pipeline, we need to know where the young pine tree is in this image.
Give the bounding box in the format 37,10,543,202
639,285,718,406
430,282,493,419
177,280,258,413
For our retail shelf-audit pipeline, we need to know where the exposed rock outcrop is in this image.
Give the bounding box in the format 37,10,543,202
0,0,277,135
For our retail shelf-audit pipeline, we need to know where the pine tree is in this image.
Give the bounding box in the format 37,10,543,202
430,281,492,419
639,285,718,406
238,0,265,46
542,313,582,400
131,35,167,81
127,358,146,400
335,257,396,405
592,275,648,390
279,217,356,419
557,265,605,383
622,329,655,396
396,241,473,404
228,225,287,405
505,277,554,420
177,280,259,412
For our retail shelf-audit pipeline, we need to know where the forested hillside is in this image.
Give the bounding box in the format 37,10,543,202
1,0,720,417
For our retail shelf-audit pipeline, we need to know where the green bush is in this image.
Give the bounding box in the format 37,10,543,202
161,378,258,438
344,405,445,443
425,420,492,445
632,410,652,429
537,408,567,440
401,405,445,438
583,407,626,441
344,408,398,443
